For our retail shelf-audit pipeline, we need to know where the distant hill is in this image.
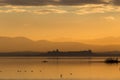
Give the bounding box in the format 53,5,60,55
0,37,120,52
82,37,120,45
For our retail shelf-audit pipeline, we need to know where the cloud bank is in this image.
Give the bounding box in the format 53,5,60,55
0,0,120,6
0,0,120,15
0,0,108,6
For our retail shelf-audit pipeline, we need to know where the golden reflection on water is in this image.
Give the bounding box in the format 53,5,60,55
0,57,119,80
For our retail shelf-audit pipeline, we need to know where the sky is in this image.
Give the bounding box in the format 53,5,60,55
0,0,120,41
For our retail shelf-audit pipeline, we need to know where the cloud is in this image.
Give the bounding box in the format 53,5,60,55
111,0,120,5
0,0,120,6
0,0,120,15
73,4,120,15
104,16,115,20
0,0,108,6
0,8,26,13
0,5,67,14
32,9,67,14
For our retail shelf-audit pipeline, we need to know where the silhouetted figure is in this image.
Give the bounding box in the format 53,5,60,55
70,73,72,75
60,74,63,78
17,70,21,72
56,49,60,53
42,60,48,63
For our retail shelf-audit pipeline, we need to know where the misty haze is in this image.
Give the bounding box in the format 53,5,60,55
1,0,120,80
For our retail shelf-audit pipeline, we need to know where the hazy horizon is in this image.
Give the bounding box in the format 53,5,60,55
1,36,120,45
1,0,120,42
1,1,120,79
1,0,120,52
0,36,120,52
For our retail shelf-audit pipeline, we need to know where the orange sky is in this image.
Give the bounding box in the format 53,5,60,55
0,0,120,42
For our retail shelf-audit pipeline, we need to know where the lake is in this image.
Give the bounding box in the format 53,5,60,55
0,57,119,80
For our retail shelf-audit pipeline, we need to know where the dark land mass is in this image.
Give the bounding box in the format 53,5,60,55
0,50,120,57
0,37,120,57
1,36,120,52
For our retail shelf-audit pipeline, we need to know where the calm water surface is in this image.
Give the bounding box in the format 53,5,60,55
0,57,119,80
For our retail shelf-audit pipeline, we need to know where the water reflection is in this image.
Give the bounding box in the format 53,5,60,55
0,57,119,80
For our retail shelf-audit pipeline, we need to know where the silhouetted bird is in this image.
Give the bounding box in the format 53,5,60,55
70,73,72,75
60,74,63,78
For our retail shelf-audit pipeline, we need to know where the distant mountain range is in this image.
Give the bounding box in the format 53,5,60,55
0,36,120,52
81,37,120,45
